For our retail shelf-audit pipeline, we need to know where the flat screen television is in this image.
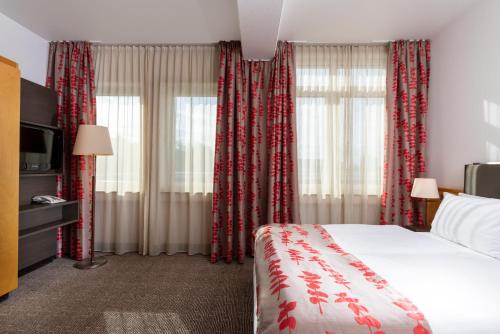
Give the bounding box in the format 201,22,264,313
20,122,63,174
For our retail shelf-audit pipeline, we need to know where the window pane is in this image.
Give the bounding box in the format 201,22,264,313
297,97,326,193
174,96,217,193
297,67,386,94
353,68,386,91
96,96,142,193
297,67,330,90
348,97,385,195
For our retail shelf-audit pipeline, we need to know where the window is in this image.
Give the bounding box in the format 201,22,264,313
96,95,217,195
96,95,142,194
296,64,386,197
172,96,217,193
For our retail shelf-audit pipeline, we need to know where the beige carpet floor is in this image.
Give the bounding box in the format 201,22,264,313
0,254,253,334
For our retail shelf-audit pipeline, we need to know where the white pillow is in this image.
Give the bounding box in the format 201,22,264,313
431,192,500,259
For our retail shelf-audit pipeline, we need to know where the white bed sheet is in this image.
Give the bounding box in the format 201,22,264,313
322,224,500,334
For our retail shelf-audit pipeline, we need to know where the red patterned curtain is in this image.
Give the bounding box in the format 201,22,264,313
211,41,268,263
46,41,96,260
211,41,299,263
266,41,300,225
381,40,431,226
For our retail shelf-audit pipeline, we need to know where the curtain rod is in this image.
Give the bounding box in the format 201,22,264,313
291,39,428,46
92,41,388,47
90,40,426,47
291,41,390,47
91,42,218,47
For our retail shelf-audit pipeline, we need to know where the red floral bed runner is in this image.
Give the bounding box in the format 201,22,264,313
255,224,432,334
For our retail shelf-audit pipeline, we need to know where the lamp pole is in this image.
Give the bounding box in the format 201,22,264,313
74,154,107,269
72,125,113,270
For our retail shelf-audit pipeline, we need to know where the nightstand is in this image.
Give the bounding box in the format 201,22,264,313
404,225,431,232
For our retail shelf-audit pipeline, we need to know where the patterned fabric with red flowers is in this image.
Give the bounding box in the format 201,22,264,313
381,40,431,227
211,41,300,264
255,224,432,334
211,41,269,263
46,41,96,260
266,42,300,226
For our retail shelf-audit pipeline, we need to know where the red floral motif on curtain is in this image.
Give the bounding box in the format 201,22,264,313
212,41,267,263
46,41,96,260
211,41,300,263
266,41,300,225
380,40,431,226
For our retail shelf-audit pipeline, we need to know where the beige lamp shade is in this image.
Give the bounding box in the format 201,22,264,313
411,178,439,199
73,125,113,156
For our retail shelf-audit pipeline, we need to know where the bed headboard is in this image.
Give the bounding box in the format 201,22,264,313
464,164,500,199
426,187,461,226
426,163,500,225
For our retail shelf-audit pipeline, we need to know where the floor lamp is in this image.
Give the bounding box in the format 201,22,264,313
72,125,113,270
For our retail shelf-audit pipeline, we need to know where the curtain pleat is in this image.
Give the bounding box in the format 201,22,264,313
211,42,271,263
93,44,218,255
295,44,388,225
381,40,431,226
46,41,96,260
211,41,299,264
267,41,301,225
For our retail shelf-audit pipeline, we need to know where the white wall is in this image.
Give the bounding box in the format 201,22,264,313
0,12,48,85
428,0,500,188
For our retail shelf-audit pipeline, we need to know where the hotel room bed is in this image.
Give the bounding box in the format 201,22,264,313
323,224,500,334
254,224,500,334
254,164,500,334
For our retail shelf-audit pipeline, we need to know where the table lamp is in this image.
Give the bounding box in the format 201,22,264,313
411,178,440,225
72,125,113,269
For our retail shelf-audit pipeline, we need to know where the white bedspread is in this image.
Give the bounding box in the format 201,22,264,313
322,224,500,334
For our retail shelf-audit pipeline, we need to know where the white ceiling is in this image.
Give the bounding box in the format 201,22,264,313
0,0,484,59
0,0,241,43
280,0,482,43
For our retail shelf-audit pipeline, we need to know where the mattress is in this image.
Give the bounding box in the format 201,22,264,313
254,224,435,334
320,224,500,334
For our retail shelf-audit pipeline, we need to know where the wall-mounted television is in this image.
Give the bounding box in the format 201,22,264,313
20,122,63,174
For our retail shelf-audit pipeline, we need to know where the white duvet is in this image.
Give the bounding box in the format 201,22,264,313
322,224,500,334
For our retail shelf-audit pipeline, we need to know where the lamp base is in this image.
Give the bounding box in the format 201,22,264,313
73,256,107,270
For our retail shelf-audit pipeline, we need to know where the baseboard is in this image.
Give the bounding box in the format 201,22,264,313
18,256,55,277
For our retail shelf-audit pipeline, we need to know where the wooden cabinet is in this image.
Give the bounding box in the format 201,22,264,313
18,79,79,272
0,55,20,298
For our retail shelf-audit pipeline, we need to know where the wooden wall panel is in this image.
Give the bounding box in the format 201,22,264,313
0,55,20,297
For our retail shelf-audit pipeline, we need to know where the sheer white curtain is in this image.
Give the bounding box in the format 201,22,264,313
93,44,217,255
295,44,387,225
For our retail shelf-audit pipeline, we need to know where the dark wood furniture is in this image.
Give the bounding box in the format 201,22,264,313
404,224,431,232
20,78,58,125
18,200,79,270
18,79,79,272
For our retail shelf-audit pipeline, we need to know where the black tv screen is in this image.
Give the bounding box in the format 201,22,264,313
20,123,63,173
